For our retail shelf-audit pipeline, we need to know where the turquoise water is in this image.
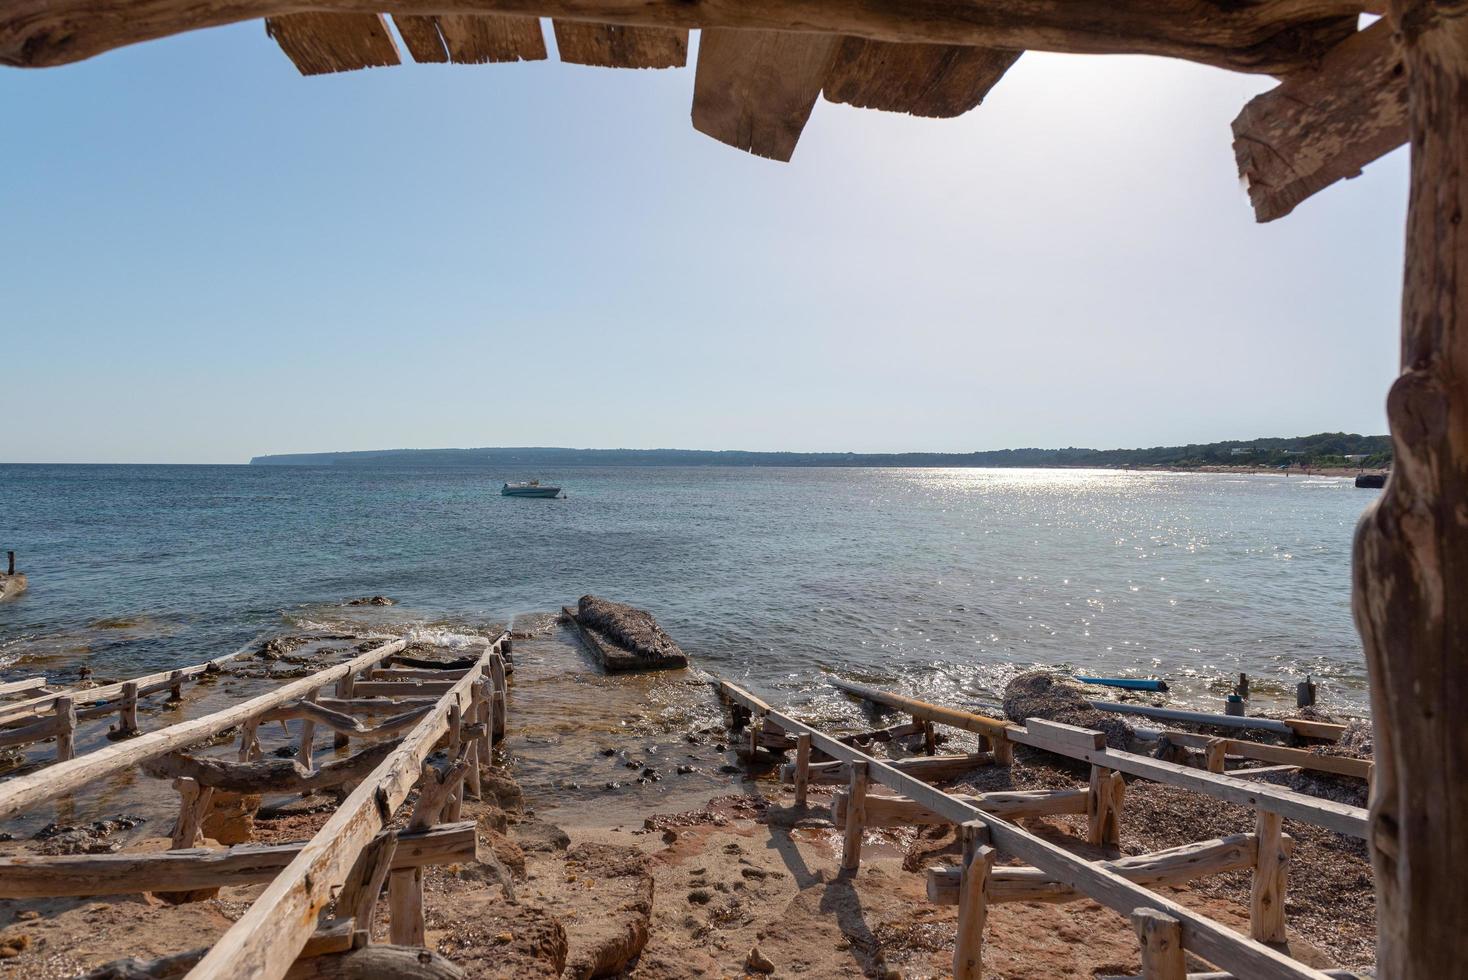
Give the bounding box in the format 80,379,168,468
0,464,1373,716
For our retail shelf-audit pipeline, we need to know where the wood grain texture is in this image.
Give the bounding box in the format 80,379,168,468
1353,6,1468,976
690,28,851,160
0,0,1363,73
552,20,685,67
437,14,547,62
1132,909,1186,980
0,822,475,899
1233,18,1408,222
823,38,1018,117
394,15,451,61
264,13,400,75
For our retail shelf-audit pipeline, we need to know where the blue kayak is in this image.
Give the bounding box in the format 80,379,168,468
1076,675,1169,693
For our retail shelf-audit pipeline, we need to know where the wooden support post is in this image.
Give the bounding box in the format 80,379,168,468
171,777,214,849
388,758,465,947
1352,3,1468,976
444,704,463,822
118,681,139,736
1131,908,1186,979
1251,809,1288,943
794,733,812,808
334,673,355,749
238,718,262,762
1204,737,1228,774
953,820,995,980
53,696,75,762
336,829,397,945
490,655,507,741
298,688,320,772
167,669,184,702
841,761,868,873
1088,766,1124,848
476,678,492,765
922,719,938,756
992,731,1014,767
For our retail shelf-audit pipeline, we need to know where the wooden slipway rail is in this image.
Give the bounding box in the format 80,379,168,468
828,677,1368,839
718,678,1342,980
0,632,513,980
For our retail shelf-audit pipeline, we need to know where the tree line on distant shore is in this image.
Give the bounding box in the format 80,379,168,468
249,433,1391,470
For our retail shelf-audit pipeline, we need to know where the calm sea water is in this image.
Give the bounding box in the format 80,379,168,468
0,464,1373,717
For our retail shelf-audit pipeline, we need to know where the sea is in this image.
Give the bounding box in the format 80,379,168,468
1,463,1373,716
0,462,1380,831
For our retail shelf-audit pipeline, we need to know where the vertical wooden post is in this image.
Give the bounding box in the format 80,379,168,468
793,733,812,808
336,828,397,946
171,777,213,849
118,681,139,736
464,684,483,801
1131,908,1186,980
167,670,184,703
1251,809,1288,943
334,673,355,749
444,703,464,822
238,718,261,762
952,821,994,980
490,655,507,741
477,678,493,764
1204,737,1228,774
922,719,938,756
297,688,320,772
5,551,13,576
1354,4,1468,976
840,761,868,873
991,731,1014,767
1087,765,1123,848
53,696,75,762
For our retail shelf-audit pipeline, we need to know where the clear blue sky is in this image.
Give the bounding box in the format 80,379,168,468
1,22,1406,463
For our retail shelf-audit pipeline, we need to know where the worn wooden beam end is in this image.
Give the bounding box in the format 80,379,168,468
822,38,1020,117
265,13,400,76
552,21,687,68
1232,20,1408,222
692,29,840,162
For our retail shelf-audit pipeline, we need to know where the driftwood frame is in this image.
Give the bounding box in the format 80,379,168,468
721,678,1344,979
0,632,512,980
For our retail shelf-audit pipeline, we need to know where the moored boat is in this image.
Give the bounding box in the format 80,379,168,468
502,480,562,498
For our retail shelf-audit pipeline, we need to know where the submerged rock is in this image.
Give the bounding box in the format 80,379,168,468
1002,671,1133,748
346,595,395,606
564,595,688,672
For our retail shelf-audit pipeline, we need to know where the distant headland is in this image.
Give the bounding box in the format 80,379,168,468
250,433,1390,470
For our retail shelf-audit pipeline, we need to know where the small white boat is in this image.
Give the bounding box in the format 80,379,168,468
502,480,562,498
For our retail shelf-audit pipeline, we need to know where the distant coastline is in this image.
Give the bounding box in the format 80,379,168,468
249,432,1391,472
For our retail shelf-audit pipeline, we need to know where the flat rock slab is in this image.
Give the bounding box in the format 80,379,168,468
0,573,27,601
562,597,688,672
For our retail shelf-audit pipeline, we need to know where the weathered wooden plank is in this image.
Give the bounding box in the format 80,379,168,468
265,13,400,75
832,787,1089,827
143,738,402,794
436,14,547,63
186,640,504,980
829,677,1015,739
552,21,686,68
1233,18,1406,223
1,654,239,727
0,676,46,697
1,0,1363,74
0,822,477,898
823,38,1018,117
692,29,840,162
927,832,1265,906
394,15,450,61
0,639,408,822
720,682,1333,980
1162,730,1373,780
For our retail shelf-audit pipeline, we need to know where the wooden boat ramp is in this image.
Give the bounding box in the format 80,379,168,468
0,632,513,978
717,675,1370,980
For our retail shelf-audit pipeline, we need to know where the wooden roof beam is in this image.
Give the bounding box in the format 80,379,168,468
1233,18,1407,222
264,13,400,75
692,29,839,161
2,0,1362,76
552,22,687,67
823,39,1020,118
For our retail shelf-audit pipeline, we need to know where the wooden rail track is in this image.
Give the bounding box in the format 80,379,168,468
0,631,512,979
719,678,1351,980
